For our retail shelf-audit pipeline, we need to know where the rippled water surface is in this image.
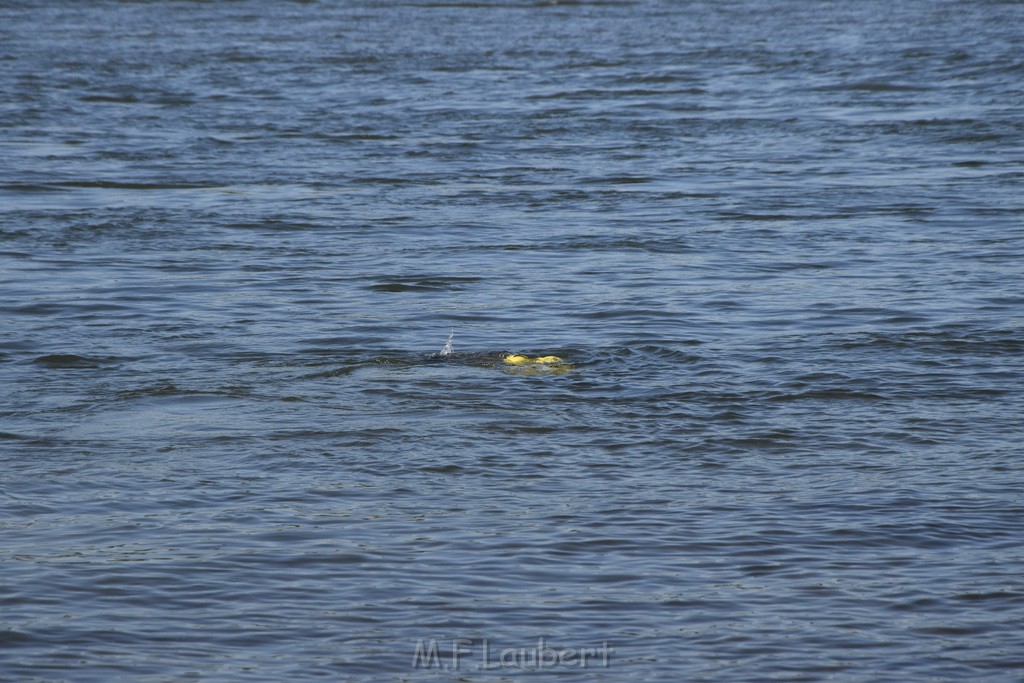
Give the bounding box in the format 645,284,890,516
2,1,1024,680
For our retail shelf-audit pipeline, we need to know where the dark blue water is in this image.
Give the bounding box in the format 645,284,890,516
3,1,1024,680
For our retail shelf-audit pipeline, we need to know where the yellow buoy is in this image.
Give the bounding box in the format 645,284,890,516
502,354,564,365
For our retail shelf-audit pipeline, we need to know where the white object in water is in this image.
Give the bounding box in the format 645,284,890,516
440,329,454,356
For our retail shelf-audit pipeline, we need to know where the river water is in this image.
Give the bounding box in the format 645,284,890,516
2,1,1023,680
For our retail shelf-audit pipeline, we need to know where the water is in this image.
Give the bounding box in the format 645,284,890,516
2,0,1023,680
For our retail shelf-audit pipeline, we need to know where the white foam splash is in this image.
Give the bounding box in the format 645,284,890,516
440,328,454,356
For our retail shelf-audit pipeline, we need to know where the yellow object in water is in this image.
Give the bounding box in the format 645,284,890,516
503,354,564,365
